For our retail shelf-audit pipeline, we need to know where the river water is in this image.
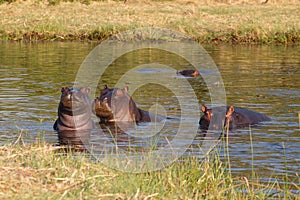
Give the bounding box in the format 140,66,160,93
0,42,299,185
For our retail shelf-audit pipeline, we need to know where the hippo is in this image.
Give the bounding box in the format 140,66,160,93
177,70,199,77
58,130,90,147
93,85,165,123
53,87,94,132
199,105,271,130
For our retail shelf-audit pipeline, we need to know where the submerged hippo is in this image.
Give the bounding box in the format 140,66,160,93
93,85,165,123
53,87,94,132
57,130,90,147
177,70,199,77
199,105,271,130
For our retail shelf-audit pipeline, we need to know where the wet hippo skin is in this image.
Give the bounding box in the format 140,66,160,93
53,87,94,131
199,105,271,130
58,130,90,147
177,70,199,77
93,85,165,123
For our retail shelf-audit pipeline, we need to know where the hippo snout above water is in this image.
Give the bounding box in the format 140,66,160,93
53,87,94,132
199,105,271,130
93,85,166,123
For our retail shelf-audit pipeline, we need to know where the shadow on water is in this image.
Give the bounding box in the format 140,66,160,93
0,42,299,184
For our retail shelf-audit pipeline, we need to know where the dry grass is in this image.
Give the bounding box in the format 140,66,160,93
0,140,299,199
0,0,299,43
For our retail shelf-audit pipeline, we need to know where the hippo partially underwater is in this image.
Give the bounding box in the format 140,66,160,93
53,86,271,135
177,69,199,77
199,105,271,130
53,87,94,132
93,85,166,123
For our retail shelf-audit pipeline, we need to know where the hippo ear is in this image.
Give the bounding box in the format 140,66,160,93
226,106,234,117
124,86,129,93
115,89,124,97
193,70,199,77
61,87,68,93
80,87,90,94
100,85,108,96
201,105,207,113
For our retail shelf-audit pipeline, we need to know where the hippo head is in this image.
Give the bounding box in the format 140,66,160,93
93,85,114,122
199,105,235,130
93,85,141,122
59,87,91,113
178,70,199,77
54,87,93,131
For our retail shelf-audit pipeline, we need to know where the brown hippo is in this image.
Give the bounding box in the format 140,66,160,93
177,70,199,77
93,85,165,123
199,105,271,130
57,130,90,147
53,87,94,132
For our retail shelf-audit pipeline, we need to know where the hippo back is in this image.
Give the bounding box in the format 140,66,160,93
231,107,271,128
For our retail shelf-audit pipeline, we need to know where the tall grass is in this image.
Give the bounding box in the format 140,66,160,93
0,129,299,199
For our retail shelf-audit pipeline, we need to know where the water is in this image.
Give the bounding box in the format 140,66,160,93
0,42,299,183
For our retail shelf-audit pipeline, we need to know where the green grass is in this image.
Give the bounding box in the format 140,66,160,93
1,132,299,199
0,0,299,44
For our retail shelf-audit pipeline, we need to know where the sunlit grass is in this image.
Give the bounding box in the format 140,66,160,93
0,129,299,199
0,0,299,44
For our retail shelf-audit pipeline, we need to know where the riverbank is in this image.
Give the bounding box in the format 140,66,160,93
0,141,299,199
0,0,299,44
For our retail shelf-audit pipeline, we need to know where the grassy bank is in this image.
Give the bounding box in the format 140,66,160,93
0,140,299,199
0,0,299,44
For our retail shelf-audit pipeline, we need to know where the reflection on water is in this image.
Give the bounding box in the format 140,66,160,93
0,42,299,181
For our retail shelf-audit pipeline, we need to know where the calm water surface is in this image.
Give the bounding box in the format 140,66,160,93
0,42,299,184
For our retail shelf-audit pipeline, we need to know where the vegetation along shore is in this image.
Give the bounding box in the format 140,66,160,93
0,140,299,199
0,0,299,44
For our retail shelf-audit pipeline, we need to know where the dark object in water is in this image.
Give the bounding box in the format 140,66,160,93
93,85,166,123
199,105,271,130
53,87,94,132
177,70,199,77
